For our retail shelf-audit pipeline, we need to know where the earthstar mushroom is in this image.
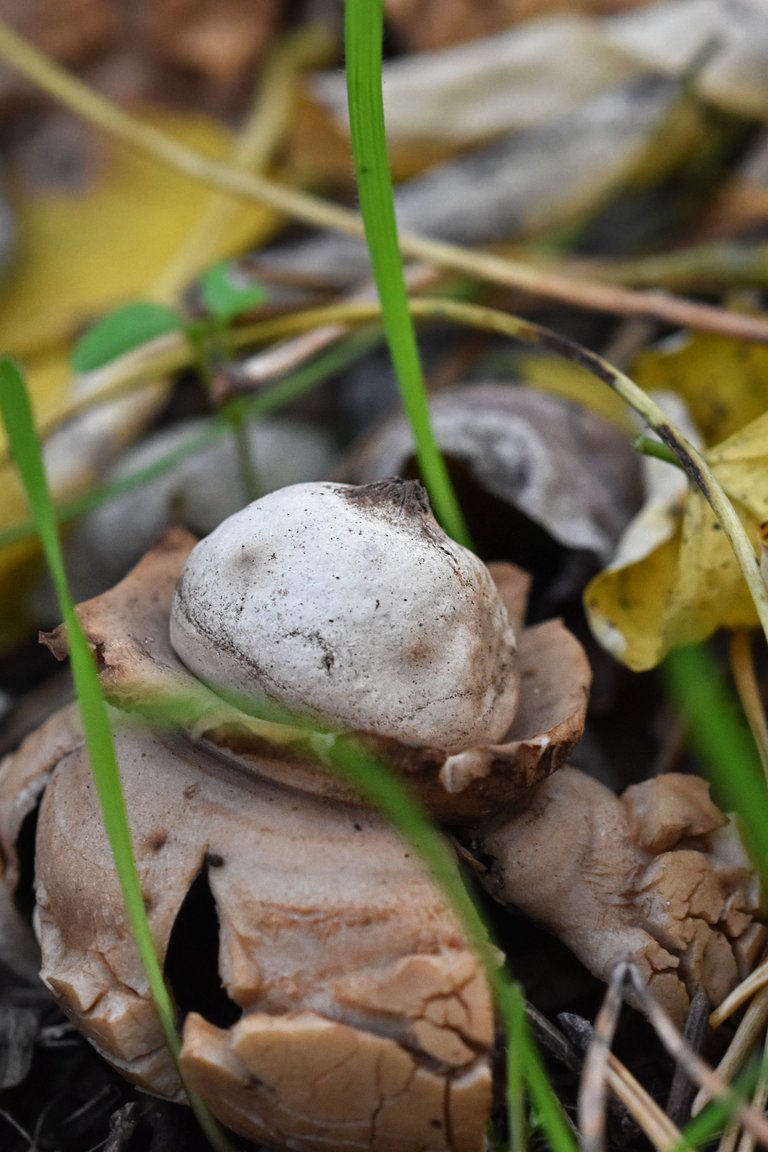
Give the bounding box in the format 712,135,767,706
0,479,763,1148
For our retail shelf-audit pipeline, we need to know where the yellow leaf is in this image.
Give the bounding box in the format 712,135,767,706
0,107,279,647
632,331,768,445
0,106,277,367
585,412,768,670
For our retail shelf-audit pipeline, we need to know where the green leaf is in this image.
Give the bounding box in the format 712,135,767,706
71,301,185,372
200,260,268,323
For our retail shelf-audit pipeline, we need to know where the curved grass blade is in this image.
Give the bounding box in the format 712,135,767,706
0,356,234,1152
328,732,576,1152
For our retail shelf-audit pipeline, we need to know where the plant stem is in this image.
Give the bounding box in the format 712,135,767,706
729,630,768,783
632,435,684,469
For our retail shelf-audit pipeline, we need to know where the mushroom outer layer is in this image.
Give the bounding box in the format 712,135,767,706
11,708,493,1152
476,768,765,1025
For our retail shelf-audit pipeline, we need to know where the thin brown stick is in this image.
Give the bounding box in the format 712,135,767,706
606,1054,684,1151
711,962,768,1029
3,20,768,344
718,1119,744,1152
667,984,711,1127
626,966,768,1147
736,1022,768,1152
579,962,629,1152
695,987,768,1115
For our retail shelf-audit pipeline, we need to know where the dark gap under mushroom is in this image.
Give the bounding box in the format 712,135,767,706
13,802,41,922
164,865,241,1030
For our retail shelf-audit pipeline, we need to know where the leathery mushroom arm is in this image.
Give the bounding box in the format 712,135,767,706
475,767,766,1026
2,706,494,1152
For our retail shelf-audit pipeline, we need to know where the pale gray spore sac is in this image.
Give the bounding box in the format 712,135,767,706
169,479,519,750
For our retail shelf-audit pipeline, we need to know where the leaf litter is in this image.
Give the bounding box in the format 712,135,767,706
3,2,768,1150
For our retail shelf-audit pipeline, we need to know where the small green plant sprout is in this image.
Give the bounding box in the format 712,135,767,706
71,301,187,374
70,267,271,377
199,259,269,325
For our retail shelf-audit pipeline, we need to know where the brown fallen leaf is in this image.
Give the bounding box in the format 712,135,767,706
316,0,768,146
384,0,655,52
632,330,768,445
137,0,283,101
0,105,279,649
340,383,642,602
0,0,118,111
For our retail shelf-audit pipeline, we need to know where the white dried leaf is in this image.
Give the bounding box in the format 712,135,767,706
315,0,768,146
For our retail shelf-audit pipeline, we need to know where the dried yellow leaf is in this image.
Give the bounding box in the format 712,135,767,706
0,106,279,646
632,331,768,445
586,411,768,670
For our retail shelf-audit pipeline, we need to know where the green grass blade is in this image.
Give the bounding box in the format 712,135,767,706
663,644,768,888
344,0,471,549
328,735,577,1152
0,357,233,1152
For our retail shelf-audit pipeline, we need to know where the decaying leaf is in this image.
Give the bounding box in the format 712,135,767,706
383,0,655,52
0,107,280,648
315,0,768,145
138,0,282,96
632,330,768,444
0,0,118,111
261,75,706,285
586,402,768,670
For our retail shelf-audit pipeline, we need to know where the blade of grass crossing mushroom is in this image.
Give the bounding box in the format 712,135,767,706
326,733,577,1152
343,0,472,548
0,358,235,1152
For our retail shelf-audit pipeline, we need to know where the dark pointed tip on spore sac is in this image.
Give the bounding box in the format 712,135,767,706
339,478,432,520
